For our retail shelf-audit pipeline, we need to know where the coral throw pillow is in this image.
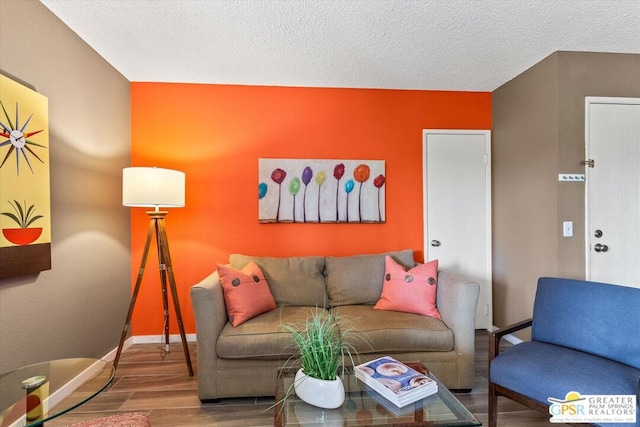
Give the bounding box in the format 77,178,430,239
374,256,441,319
218,261,277,326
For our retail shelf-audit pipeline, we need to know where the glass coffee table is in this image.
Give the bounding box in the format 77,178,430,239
0,358,114,426
274,361,481,426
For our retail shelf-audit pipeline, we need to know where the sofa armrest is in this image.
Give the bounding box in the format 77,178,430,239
488,318,532,364
437,271,480,350
436,271,480,387
190,271,228,400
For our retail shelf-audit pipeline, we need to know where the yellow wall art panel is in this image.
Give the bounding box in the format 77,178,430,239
0,74,51,279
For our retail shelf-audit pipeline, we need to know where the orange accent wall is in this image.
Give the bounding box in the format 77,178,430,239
130,83,491,335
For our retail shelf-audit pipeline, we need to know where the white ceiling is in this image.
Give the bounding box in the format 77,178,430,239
40,0,640,92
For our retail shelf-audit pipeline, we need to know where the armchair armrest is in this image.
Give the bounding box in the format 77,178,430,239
488,318,532,363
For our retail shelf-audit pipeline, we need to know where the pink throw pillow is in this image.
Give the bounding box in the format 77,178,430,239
218,261,277,326
374,256,441,319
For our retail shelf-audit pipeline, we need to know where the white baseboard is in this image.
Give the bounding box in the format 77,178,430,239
131,333,197,345
101,336,134,362
101,334,195,362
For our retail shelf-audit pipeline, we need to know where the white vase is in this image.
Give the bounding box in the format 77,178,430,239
294,368,345,409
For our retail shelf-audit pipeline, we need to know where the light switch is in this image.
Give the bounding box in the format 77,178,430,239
563,221,573,237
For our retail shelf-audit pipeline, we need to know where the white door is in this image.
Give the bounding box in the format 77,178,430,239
585,97,640,288
423,130,492,329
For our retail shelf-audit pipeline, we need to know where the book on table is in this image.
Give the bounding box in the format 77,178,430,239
354,356,438,408
365,384,440,417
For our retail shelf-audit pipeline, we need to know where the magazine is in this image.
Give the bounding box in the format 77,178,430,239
364,383,440,417
354,356,438,407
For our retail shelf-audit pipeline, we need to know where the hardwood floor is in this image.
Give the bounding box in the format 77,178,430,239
48,331,563,426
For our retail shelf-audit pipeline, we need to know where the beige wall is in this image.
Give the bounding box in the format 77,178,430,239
492,51,640,331
492,53,559,331
0,0,131,372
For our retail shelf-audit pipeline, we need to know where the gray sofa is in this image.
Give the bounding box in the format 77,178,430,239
190,249,480,401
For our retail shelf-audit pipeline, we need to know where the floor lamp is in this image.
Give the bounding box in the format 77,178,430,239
113,167,193,376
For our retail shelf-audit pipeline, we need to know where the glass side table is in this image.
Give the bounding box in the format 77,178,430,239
0,358,114,426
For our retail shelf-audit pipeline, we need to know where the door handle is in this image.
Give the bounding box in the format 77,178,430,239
430,240,441,247
594,243,609,253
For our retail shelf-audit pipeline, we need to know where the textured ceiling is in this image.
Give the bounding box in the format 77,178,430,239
40,0,640,91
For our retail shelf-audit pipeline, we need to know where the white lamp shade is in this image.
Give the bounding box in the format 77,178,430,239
122,167,185,208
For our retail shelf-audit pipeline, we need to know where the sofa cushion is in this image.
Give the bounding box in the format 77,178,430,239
217,306,330,359
230,254,327,307
325,249,415,306
217,261,276,327
333,305,453,354
491,341,640,409
374,256,441,319
532,277,640,369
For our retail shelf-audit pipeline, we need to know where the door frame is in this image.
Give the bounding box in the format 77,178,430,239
422,129,492,329
584,96,640,281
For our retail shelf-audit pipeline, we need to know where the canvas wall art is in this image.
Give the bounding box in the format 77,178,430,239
0,74,51,279
259,158,385,224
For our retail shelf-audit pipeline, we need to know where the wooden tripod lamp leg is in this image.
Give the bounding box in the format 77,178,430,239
156,217,194,376
113,218,156,370
154,219,171,353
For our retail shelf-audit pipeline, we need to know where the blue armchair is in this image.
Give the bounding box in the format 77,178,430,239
488,277,640,427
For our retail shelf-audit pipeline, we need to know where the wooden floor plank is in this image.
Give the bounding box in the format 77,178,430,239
47,331,565,426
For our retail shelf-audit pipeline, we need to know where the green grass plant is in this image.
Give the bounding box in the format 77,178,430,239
281,307,362,381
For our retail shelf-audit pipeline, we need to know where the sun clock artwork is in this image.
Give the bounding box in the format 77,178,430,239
0,74,51,279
